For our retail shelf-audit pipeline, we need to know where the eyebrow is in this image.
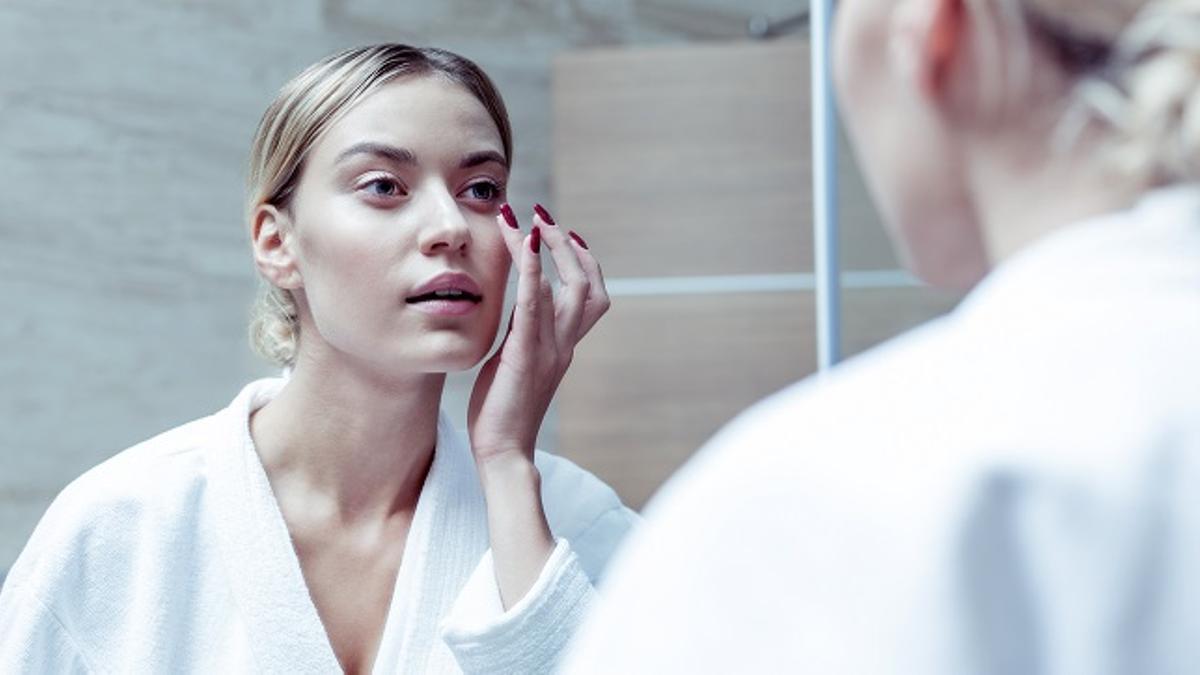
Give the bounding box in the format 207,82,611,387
334,142,507,169
458,150,507,169
335,142,416,166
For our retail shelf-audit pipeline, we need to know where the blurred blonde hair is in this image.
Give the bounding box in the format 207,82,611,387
245,44,513,367
967,0,1200,182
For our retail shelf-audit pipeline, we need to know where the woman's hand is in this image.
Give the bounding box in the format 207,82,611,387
467,203,610,466
466,203,609,609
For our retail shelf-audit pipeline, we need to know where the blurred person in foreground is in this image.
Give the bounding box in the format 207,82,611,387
562,0,1200,672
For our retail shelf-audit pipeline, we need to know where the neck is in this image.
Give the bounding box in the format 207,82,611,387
967,130,1146,266
250,346,447,525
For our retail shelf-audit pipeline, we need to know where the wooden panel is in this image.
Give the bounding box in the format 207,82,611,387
553,41,811,278
552,40,901,278
0,0,330,571
552,41,961,509
558,292,812,509
842,287,964,358
557,287,962,509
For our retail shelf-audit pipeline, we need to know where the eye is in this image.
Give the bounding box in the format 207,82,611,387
362,177,404,197
462,180,503,202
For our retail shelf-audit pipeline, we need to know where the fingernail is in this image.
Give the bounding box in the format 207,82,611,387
500,203,519,229
531,226,542,253
568,230,589,249
533,203,556,226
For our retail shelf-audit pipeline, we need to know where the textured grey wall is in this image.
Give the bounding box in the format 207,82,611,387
0,0,807,572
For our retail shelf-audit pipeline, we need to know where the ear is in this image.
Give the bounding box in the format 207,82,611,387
251,204,303,290
894,0,968,99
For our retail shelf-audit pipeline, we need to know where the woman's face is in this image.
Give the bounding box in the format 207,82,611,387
281,75,510,374
833,0,989,288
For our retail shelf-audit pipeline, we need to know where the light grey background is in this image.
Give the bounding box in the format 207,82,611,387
0,0,807,575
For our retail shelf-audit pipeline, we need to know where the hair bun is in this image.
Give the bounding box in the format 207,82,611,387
1106,1,1200,180
249,285,298,367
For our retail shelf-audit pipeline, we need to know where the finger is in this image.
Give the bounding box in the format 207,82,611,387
502,305,516,341
494,202,525,264
565,229,611,340
532,204,588,346
538,274,556,354
512,227,543,355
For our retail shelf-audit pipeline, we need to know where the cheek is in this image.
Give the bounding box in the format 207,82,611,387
474,229,511,293
298,224,386,303
833,0,888,113
476,233,511,336
295,192,406,285
836,3,903,219
848,102,983,287
834,5,967,266
293,206,407,344
486,254,511,325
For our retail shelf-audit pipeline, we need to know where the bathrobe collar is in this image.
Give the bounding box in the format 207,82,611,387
961,185,1200,317
207,378,490,673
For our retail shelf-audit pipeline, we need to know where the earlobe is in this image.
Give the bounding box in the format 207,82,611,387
251,204,303,290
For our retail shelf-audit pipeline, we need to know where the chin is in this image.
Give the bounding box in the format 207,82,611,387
896,233,990,291
887,197,991,292
415,338,493,373
364,351,483,378
435,350,489,373
909,258,988,291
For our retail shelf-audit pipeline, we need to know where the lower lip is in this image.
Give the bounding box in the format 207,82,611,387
406,299,481,316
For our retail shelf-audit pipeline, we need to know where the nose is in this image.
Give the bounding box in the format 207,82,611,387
417,187,471,257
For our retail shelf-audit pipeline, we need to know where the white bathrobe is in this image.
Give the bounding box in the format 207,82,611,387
563,186,1200,674
0,378,637,674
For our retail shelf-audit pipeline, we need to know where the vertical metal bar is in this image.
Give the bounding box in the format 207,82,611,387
811,0,842,370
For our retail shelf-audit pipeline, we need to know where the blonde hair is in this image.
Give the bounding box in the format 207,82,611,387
985,0,1200,182
244,44,513,367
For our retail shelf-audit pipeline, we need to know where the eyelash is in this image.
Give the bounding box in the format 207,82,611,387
464,179,504,202
361,177,405,198
355,176,505,204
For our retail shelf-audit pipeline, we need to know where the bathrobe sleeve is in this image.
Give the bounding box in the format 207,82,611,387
439,538,595,675
0,584,92,673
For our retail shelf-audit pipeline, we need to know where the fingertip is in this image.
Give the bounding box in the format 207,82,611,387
533,203,556,226
518,231,540,273
568,230,589,250
499,202,519,230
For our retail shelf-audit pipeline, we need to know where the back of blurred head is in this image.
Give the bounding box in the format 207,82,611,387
835,0,1200,289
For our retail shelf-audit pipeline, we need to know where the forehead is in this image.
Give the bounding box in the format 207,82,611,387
313,74,503,161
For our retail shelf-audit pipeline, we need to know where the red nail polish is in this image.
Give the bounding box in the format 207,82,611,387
568,230,589,249
499,203,518,229
533,203,556,226
531,226,542,253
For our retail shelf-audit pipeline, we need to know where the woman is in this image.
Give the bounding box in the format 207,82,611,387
0,45,636,673
564,0,1200,672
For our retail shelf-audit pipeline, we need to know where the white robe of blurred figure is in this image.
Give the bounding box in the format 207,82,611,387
561,186,1200,675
